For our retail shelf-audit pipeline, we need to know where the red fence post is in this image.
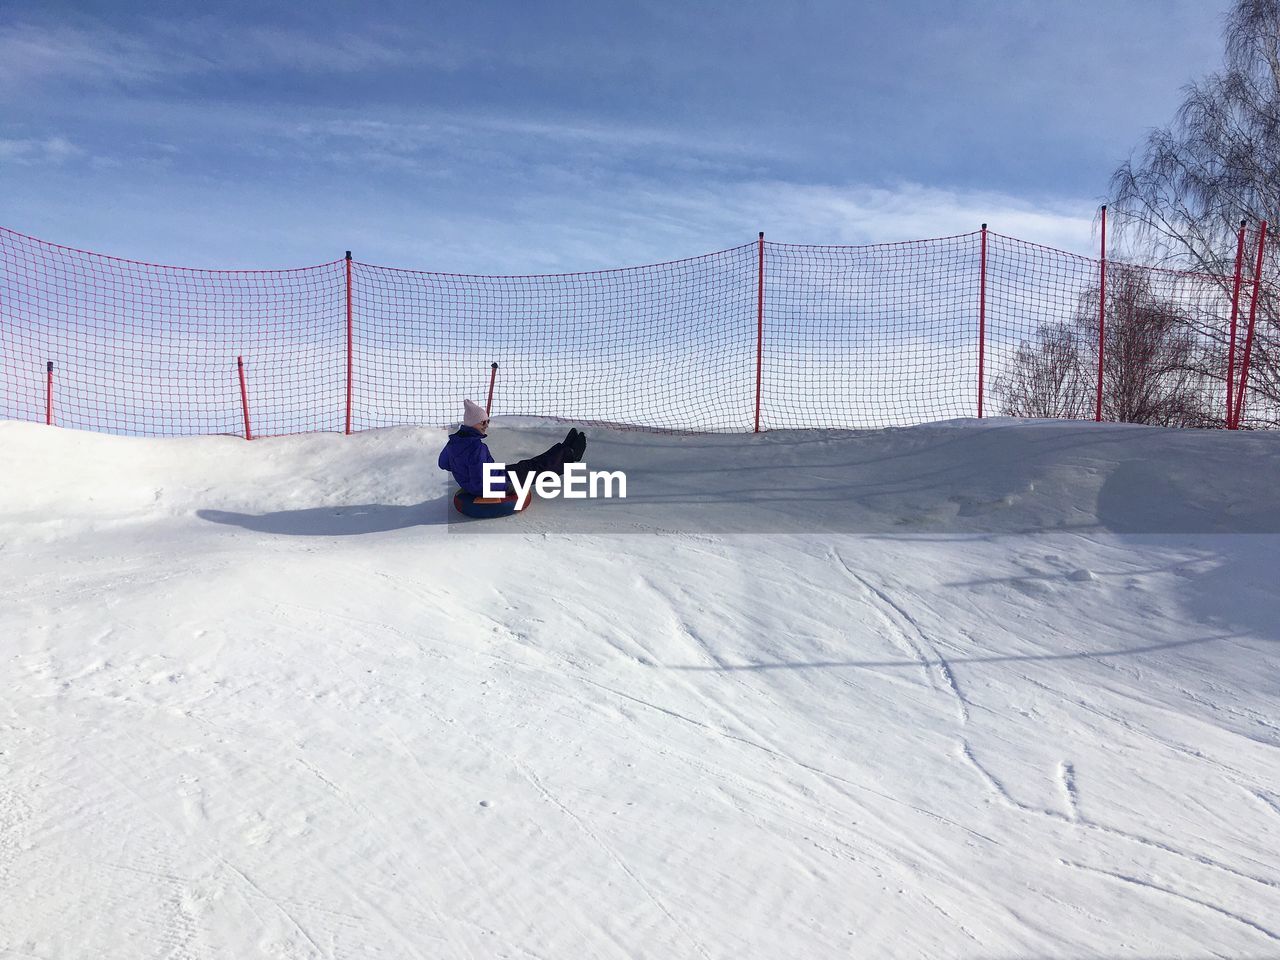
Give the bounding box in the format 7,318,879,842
1095,205,1107,422
754,231,764,433
485,362,499,415
345,251,353,435
1233,219,1268,430
237,355,253,441
45,361,53,426
1226,220,1247,428
978,224,988,419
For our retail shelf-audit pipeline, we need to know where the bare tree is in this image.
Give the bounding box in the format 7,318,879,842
1093,267,1217,426
997,266,1218,426
1109,0,1280,424
1110,0,1280,270
996,323,1090,420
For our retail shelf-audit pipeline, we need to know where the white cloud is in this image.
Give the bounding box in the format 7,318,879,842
0,136,82,165
268,111,788,178
703,181,1099,255
464,178,1101,272
2,168,1100,279
0,24,178,89
173,106,1094,261
157,23,432,75
0,21,450,91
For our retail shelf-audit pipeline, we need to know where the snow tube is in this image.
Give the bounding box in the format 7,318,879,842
452,489,527,519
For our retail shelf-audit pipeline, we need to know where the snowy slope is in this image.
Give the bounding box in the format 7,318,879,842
2,418,1279,959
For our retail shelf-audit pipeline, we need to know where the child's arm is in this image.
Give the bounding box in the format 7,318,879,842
480,441,506,494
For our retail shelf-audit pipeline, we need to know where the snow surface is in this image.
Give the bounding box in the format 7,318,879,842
2,417,1279,959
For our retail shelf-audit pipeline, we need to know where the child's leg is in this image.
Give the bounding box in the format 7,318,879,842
504,442,569,488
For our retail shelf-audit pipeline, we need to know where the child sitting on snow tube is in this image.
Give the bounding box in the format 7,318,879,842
438,399,587,515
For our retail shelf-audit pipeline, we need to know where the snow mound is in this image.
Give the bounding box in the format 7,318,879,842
2,418,1279,959
5,417,1277,537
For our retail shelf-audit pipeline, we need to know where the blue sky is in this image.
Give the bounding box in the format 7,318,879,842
2,1,1229,272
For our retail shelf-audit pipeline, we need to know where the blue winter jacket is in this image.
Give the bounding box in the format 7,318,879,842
438,426,505,495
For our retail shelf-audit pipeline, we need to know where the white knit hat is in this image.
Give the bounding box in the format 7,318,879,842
462,399,489,427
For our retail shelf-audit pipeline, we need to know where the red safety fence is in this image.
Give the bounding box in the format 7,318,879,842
1,223,1277,437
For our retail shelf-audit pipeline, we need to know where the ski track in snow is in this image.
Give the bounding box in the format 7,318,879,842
505,567,933,877
830,547,970,726
281,588,709,958
406,677,710,960
960,726,1280,900
1061,860,1280,944
1057,761,1079,821
574,671,1001,855
270,606,562,960
80,750,333,960
1243,786,1280,821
